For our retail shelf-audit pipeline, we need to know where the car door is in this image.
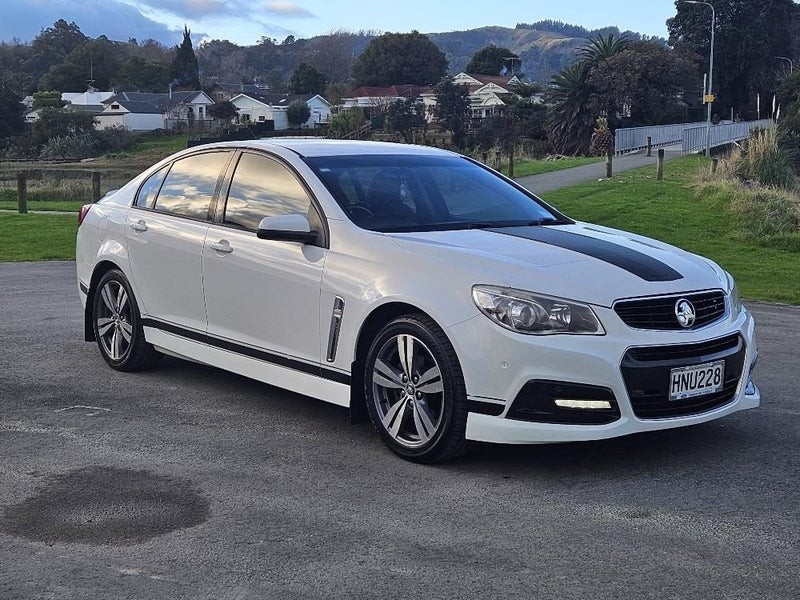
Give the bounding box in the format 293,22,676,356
126,150,234,332
202,150,327,366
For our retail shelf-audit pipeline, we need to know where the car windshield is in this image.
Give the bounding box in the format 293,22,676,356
303,154,569,232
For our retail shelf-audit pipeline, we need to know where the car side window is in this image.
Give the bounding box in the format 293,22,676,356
152,152,231,220
135,166,168,208
223,152,312,231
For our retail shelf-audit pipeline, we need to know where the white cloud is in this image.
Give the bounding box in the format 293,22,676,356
265,1,314,18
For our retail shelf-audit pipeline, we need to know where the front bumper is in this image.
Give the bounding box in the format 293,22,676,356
447,305,760,444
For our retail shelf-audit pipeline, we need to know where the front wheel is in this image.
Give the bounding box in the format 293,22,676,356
92,269,161,372
364,315,468,463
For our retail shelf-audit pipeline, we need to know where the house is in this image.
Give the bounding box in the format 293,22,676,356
95,91,215,131
24,89,115,124
342,85,431,109
421,72,528,124
230,93,331,130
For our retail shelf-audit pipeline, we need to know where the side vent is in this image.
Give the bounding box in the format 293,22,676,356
326,297,345,362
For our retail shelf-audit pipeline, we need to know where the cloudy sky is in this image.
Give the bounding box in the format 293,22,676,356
2,0,677,46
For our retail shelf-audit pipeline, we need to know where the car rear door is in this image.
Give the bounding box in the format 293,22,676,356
202,150,327,367
126,150,234,332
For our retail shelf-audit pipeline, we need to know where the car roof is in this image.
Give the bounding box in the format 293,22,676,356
205,138,459,158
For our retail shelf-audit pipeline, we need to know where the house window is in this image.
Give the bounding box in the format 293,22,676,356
198,106,204,118
258,116,266,122
111,104,120,110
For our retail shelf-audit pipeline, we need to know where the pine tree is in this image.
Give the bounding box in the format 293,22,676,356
169,25,200,90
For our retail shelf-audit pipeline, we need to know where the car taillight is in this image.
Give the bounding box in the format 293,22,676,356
78,204,92,226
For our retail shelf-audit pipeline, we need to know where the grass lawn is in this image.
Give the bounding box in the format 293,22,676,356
543,155,800,305
502,156,603,178
0,200,83,212
0,213,77,261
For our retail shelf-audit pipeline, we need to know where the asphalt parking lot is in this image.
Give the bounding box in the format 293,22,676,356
1,261,799,600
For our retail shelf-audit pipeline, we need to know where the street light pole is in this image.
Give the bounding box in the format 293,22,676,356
685,1,715,157
775,56,794,74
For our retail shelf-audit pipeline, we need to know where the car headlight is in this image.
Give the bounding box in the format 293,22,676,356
726,272,743,316
472,286,605,335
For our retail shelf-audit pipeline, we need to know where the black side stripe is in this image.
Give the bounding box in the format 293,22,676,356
141,318,351,385
488,226,683,282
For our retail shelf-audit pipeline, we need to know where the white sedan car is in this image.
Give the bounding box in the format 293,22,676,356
77,139,759,462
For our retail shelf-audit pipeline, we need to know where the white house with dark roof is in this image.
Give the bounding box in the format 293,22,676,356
230,93,331,130
95,91,215,131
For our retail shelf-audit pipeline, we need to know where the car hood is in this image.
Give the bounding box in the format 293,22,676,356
388,223,725,307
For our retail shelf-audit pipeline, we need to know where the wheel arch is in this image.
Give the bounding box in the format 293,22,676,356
84,260,123,342
349,301,446,423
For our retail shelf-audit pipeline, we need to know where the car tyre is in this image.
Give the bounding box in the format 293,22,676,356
364,314,468,463
92,269,161,372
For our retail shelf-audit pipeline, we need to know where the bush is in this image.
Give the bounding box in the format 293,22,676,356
39,133,99,160
735,127,796,189
94,127,138,153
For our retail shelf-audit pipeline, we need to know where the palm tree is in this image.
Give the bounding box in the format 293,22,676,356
546,62,595,155
578,33,630,67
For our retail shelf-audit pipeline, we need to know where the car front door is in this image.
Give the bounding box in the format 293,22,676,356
126,150,233,332
201,151,327,367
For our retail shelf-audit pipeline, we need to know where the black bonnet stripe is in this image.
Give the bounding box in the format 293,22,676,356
488,226,683,282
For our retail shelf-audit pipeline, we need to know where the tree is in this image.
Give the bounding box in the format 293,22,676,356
170,25,200,89
207,100,238,122
433,77,471,149
385,98,425,142
668,0,794,117
303,30,360,84
578,33,630,67
286,100,311,128
0,80,25,138
352,31,448,87
32,90,67,110
545,62,594,155
40,37,124,92
25,19,88,84
466,45,520,75
588,41,695,125
289,63,328,95
115,56,170,92
31,108,97,147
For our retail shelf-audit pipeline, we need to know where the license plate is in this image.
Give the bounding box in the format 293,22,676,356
669,360,725,401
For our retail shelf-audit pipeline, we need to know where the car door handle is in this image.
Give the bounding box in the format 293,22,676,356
129,219,148,232
209,240,233,254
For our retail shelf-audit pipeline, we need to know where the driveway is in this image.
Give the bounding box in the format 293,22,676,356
1,262,798,600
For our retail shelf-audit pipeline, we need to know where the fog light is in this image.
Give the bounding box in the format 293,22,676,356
554,399,613,410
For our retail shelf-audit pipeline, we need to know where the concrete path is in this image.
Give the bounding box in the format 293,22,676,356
517,145,684,195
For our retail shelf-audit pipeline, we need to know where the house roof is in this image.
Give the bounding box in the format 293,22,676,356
103,91,210,114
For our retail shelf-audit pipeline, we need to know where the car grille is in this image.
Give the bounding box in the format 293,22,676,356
614,290,727,330
621,334,745,419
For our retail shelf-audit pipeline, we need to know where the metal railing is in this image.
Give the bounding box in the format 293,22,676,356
615,121,707,154
681,119,774,154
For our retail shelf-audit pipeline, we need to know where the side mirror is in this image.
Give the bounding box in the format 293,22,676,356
257,214,319,244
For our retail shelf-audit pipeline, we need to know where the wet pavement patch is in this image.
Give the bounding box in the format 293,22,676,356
1,466,210,545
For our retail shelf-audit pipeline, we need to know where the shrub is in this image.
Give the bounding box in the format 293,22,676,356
735,127,796,189
39,133,99,160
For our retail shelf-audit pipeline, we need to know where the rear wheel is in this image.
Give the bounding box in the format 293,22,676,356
92,269,161,371
364,315,468,463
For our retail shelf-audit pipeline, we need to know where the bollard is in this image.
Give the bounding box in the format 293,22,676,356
657,149,665,181
606,148,613,178
92,171,101,202
646,136,652,157
17,172,27,214
711,158,719,174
